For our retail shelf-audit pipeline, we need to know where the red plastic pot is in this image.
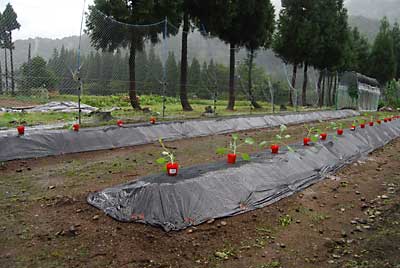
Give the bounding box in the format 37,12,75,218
150,117,156,124
388,118,392,122
350,126,356,131
320,133,328,140
369,122,374,127
271,144,280,154
17,125,25,135
303,137,311,146
377,120,382,125
73,124,80,132
360,124,365,129
227,153,237,164
384,118,388,123
117,120,124,127
166,162,179,176
337,129,344,136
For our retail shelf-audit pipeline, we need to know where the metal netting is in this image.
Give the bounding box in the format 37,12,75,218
336,72,381,112
0,0,351,126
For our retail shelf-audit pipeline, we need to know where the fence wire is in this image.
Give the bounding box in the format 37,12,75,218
0,2,375,122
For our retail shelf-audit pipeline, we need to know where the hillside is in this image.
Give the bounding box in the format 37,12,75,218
346,0,400,23
348,15,380,41
0,32,286,80
1,1,395,81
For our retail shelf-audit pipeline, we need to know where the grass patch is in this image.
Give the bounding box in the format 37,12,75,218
257,261,282,268
0,93,336,128
278,214,293,227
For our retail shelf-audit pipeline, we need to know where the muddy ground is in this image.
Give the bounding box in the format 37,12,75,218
0,117,399,268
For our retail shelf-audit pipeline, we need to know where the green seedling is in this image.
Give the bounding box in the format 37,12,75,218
216,133,255,161
330,122,343,130
260,124,295,152
304,124,317,138
156,138,176,165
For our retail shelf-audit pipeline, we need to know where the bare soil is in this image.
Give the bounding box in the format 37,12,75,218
0,118,399,268
0,98,39,108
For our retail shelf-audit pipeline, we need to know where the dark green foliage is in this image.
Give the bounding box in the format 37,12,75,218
188,57,201,95
310,0,349,71
0,3,20,95
391,22,400,79
345,27,370,75
368,17,396,85
85,0,181,109
241,0,275,109
273,0,319,105
20,56,57,90
385,80,400,108
347,78,359,100
166,52,179,97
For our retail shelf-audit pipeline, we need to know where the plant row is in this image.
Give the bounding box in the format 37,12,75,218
14,114,399,177
156,115,399,176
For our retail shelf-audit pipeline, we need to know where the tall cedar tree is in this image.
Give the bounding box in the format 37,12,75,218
195,0,251,110
86,0,180,110
309,0,349,107
369,17,396,85
2,4,20,95
391,22,400,79
166,52,179,96
241,0,275,109
274,0,316,106
178,1,200,111
346,27,370,75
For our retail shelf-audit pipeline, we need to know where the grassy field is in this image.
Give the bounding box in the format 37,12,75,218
0,94,314,128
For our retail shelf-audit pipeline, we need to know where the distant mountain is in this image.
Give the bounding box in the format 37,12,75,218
345,0,400,23
0,32,286,81
2,1,394,83
348,15,380,41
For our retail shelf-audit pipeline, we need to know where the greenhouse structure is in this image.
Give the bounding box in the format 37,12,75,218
337,72,381,111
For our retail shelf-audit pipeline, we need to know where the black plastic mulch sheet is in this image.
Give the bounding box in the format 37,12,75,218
87,120,400,231
0,110,358,162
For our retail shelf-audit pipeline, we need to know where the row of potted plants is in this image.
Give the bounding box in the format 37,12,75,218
16,116,158,136
156,114,400,176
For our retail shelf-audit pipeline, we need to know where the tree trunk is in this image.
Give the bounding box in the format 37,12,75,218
227,43,236,110
289,64,297,106
320,71,326,107
4,49,8,92
302,62,308,106
129,42,141,110
332,73,338,107
317,71,323,107
9,32,15,96
28,43,32,62
0,59,2,94
179,11,193,111
327,74,332,106
247,49,262,109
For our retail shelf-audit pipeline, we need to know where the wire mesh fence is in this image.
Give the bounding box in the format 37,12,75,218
0,2,378,130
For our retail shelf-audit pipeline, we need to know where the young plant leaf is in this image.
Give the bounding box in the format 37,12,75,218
284,135,291,139
280,125,287,132
245,137,255,145
156,157,167,164
311,135,319,143
287,146,295,153
241,153,251,161
259,141,268,148
232,134,239,140
216,147,228,155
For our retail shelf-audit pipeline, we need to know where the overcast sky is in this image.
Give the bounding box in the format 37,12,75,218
1,0,282,40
